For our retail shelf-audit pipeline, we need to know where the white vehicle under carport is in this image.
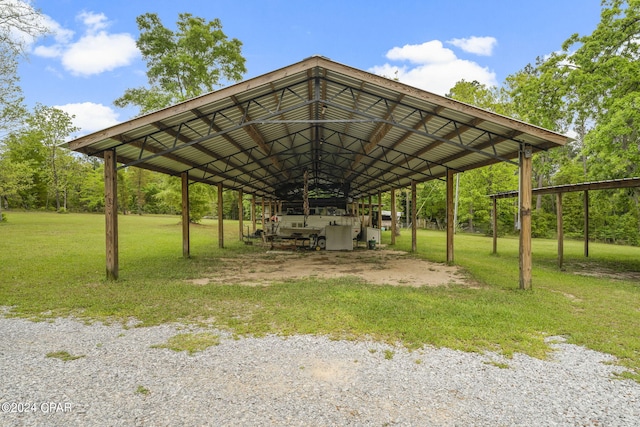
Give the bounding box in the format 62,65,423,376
272,206,361,250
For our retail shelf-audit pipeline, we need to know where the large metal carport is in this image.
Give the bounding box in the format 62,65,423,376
66,56,570,288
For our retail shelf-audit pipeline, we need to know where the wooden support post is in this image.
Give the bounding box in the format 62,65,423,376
584,190,589,258
181,172,190,258
391,189,397,245
261,198,265,231
557,192,564,269
411,180,417,253
519,146,533,290
238,189,243,241
377,191,382,229
104,149,119,280
492,197,498,254
368,196,372,227
251,194,256,233
217,183,224,249
446,169,455,264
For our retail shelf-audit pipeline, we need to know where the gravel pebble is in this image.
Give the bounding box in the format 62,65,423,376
1,316,639,426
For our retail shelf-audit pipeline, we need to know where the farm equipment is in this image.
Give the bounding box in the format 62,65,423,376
269,206,361,250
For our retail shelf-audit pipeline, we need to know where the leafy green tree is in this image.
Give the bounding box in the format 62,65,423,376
418,180,446,229
78,163,106,212
0,154,32,220
446,80,519,233
0,0,49,56
114,12,246,114
0,46,24,132
111,12,247,220
151,175,212,221
1,128,48,207
446,79,509,114
0,0,48,133
535,0,640,237
25,105,79,211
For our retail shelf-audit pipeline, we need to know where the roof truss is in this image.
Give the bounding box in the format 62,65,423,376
67,56,569,201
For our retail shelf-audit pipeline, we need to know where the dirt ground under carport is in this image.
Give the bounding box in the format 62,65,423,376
188,247,473,287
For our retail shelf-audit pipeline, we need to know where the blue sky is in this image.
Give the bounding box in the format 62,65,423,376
16,0,603,136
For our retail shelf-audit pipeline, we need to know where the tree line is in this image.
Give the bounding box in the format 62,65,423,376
1,1,639,245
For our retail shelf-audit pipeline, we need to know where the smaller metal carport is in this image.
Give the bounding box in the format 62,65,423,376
66,56,571,288
490,177,640,268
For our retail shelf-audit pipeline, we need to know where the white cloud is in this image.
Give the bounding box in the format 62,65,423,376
447,36,497,56
33,11,139,76
33,44,61,58
55,102,121,136
370,39,498,95
77,11,109,33
42,15,75,44
62,32,138,76
387,40,457,64
44,65,63,79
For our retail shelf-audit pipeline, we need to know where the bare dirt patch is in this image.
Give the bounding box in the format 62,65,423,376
569,262,640,282
188,248,472,287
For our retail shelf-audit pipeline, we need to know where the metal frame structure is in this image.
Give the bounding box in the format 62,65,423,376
490,177,640,267
66,56,570,286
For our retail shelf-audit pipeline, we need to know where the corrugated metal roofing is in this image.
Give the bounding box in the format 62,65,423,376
66,56,570,201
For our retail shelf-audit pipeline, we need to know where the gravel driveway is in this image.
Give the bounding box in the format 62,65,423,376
1,316,639,426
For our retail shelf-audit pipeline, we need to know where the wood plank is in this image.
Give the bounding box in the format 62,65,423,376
411,181,417,253
519,147,533,289
377,192,382,229
557,192,563,269
238,189,243,241
251,194,256,233
492,197,498,254
218,183,224,249
491,177,640,199
446,169,455,264
391,189,397,246
584,190,590,258
181,172,190,258
104,150,119,280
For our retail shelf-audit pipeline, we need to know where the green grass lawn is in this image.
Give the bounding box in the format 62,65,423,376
1,211,639,380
